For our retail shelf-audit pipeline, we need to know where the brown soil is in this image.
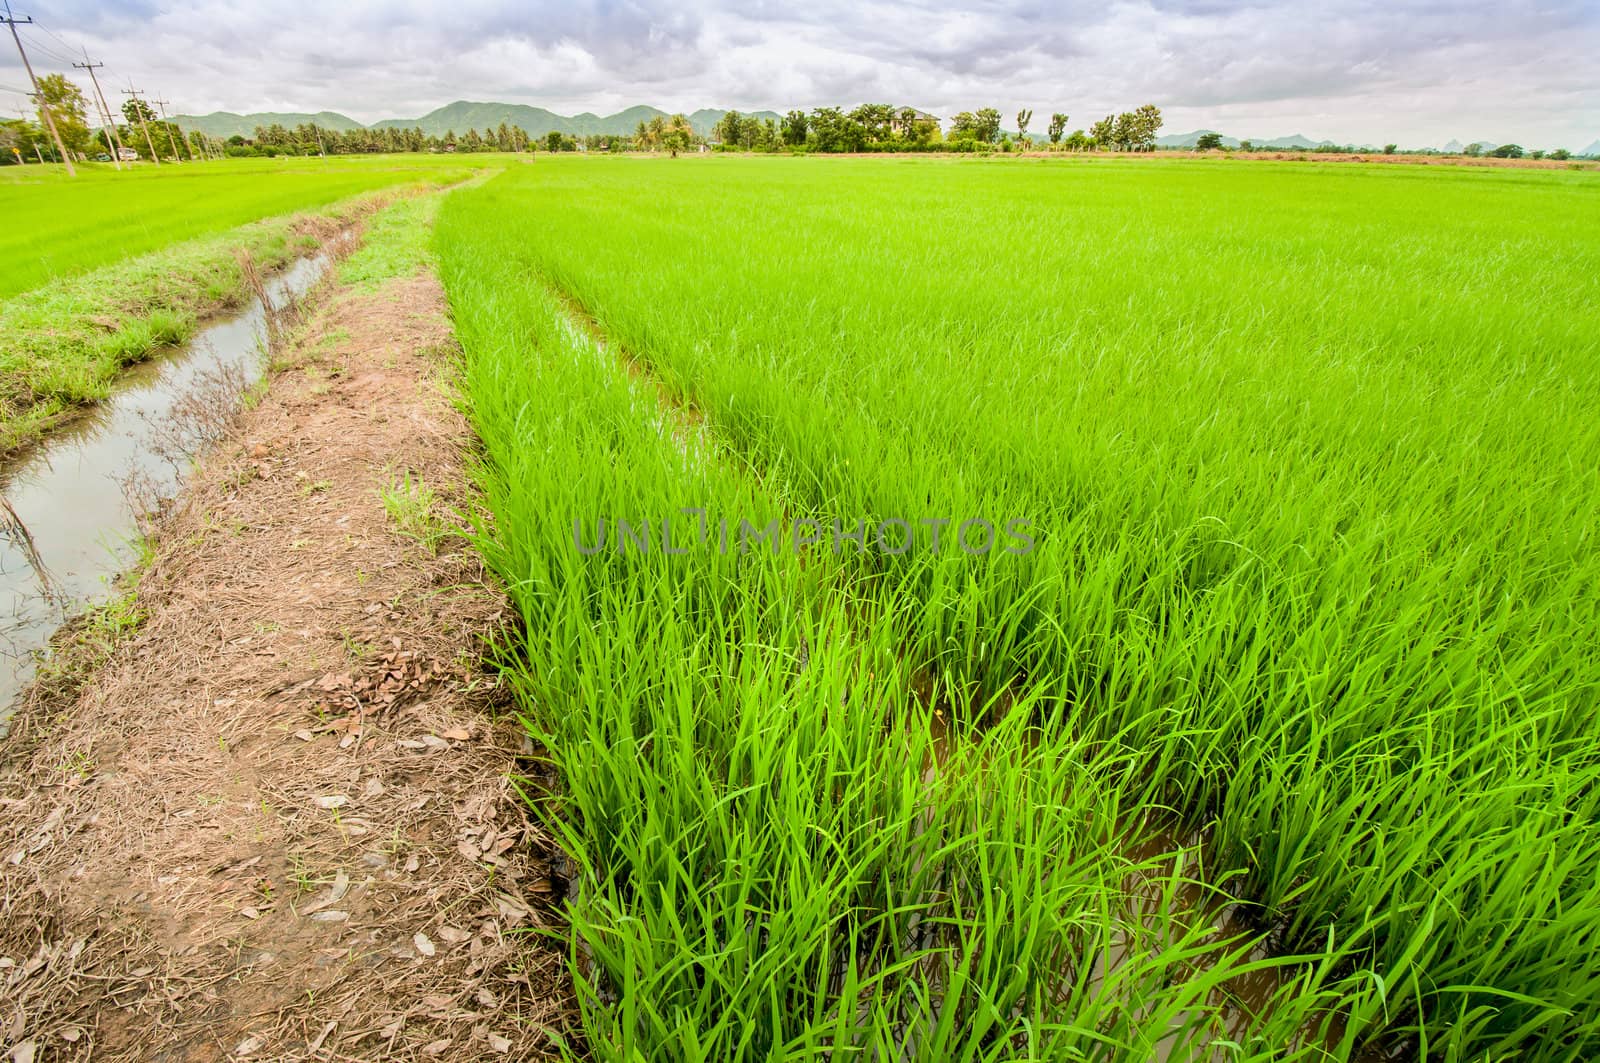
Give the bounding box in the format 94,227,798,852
0,267,574,1059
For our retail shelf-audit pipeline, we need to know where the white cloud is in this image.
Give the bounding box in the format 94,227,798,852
2,0,1595,148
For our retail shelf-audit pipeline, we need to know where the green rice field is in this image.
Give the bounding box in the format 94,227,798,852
434,156,1600,1060
0,155,495,299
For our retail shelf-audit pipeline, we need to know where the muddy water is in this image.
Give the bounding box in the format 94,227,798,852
0,255,328,735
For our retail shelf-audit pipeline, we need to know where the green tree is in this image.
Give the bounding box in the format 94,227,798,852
848,103,893,147
0,118,29,164
780,109,808,147
1195,132,1223,151
1383,143,1397,154
1047,112,1067,144
1463,142,1483,157
122,97,157,126
1129,104,1162,150
1088,114,1114,149
1550,148,1571,160
36,74,91,154
807,107,849,152
1015,109,1032,145
974,107,1002,143
737,115,761,150
545,130,562,153
1110,112,1134,150
662,114,693,157
1488,143,1524,158
714,109,743,147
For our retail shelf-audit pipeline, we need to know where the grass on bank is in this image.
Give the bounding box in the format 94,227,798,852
0,154,496,298
438,156,1600,1060
0,175,467,456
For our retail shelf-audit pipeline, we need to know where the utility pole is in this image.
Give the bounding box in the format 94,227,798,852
121,85,160,165
151,96,189,161
73,54,123,169
3,0,76,176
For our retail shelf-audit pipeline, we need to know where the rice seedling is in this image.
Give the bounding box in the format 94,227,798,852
437,155,1600,1059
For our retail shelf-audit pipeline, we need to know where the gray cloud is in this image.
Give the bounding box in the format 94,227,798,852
2,0,1595,148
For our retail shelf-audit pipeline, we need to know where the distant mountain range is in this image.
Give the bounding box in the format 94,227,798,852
1155,129,1377,150
172,100,781,140
1584,140,1600,157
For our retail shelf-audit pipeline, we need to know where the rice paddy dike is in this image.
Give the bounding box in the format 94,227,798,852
436,155,1600,1060
0,159,482,455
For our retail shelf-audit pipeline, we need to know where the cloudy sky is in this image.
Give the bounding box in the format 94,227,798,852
3,0,1596,148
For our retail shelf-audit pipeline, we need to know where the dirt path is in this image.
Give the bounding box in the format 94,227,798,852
0,264,572,1060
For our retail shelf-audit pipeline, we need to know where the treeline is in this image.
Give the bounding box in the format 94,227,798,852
719,104,1163,153
239,121,531,156
233,114,700,157
1192,133,1580,160
222,105,1168,159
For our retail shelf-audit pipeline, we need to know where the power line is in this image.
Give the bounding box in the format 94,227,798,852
121,83,160,165
151,94,190,161
73,50,123,168
18,27,78,66
2,0,75,175
29,16,83,59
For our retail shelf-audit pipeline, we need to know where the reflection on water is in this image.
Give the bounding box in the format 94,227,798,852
0,255,327,733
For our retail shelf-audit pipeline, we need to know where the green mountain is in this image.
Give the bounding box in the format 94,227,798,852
376,101,782,138
1155,129,1240,149
688,108,783,135
1155,130,1385,150
368,100,572,136
170,111,364,138
175,100,787,141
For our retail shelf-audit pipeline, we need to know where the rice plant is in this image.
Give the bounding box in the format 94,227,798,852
437,155,1600,1060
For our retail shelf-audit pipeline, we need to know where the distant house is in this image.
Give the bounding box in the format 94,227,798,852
890,109,940,136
